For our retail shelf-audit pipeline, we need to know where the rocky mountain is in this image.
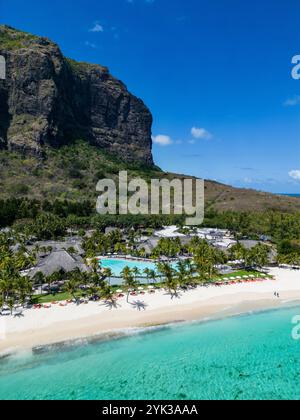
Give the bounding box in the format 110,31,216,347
0,25,153,165
1,26,300,214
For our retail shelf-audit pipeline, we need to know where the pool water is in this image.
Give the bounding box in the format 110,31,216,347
100,258,177,277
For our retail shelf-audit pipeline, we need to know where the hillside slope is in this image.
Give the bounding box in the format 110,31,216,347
1,142,300,213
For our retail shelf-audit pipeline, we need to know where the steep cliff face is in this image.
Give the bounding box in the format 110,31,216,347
0,26,153,165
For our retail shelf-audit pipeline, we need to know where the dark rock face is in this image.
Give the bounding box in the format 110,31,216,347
0,26,153,165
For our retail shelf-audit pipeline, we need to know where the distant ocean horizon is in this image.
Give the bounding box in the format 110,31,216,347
281,194,300,197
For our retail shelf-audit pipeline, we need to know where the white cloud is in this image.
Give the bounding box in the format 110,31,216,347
152,134,173,146
89,23,104,33
85,41,97,49
284,96,300,107
191,127,213,140
243,177,253,184
289,170,300,181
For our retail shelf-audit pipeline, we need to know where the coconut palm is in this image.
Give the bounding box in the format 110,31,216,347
193,242,218,284
229,242,247,267
7,297,15,316
132,267,141,281
176,260,188,288
248,244,270,270
63,278,80,304
102,268,113,285
0,251,13,271
148,269,157,284
144,268,157,284
33,271,46,295
143,268,151,283
100,283,116,305
0,276,14,302
14,276,33,306
156,262,178,297
184,259,196,285
89,257,100,274
121,267,138,302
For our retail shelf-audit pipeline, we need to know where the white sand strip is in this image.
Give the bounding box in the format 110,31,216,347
1,267,300,353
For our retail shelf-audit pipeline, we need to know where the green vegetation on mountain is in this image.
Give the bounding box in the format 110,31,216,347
0,140,161,201
0,25,37,50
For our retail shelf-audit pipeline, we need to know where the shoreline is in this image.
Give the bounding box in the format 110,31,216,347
26,298,300,356
1,267,300,356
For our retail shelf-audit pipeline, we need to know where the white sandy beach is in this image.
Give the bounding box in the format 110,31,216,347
1,267,300,354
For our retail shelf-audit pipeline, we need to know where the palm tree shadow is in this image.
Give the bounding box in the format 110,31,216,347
130,300,148,311
101,300,121,310
13,312,24,318
164,291,182,300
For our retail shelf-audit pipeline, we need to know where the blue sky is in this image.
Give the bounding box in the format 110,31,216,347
1,0,300,193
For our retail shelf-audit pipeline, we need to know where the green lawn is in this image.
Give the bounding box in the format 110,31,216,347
218,270,272,280
31,292,81,304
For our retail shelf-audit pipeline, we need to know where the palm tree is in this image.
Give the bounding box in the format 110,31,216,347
100,283,116,304
33,271,46,295
89,257,100,274
148,269,157,285
121,267,138,302
102,268,113,285
132,267,141,282
164,276,179,298
156,262,178,297
63,278,80,304
14,276,33,306
15,252,30,271
143,268,151,284
229,242,247,267
0,251,13,271
0,276,13,302
250,244,270,270
7,297,15,316
184,259,196,285
176,260,188,288
193,241,218,285
47,271,62,294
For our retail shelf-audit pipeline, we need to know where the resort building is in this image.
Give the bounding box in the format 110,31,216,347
22,250,90,279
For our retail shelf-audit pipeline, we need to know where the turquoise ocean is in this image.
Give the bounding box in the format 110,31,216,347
0,305,300,400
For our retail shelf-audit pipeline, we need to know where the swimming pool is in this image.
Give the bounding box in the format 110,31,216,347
100,258,178,277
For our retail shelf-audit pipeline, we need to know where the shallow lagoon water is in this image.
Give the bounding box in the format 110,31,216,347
1,306,300,400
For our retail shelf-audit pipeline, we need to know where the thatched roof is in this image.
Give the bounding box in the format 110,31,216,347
26,250,90,278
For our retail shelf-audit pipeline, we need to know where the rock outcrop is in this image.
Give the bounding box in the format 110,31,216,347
0,26,153,165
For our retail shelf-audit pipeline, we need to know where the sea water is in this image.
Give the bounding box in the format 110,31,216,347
1,306,300,400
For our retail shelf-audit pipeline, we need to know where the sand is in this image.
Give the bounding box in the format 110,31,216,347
1,267,300,354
